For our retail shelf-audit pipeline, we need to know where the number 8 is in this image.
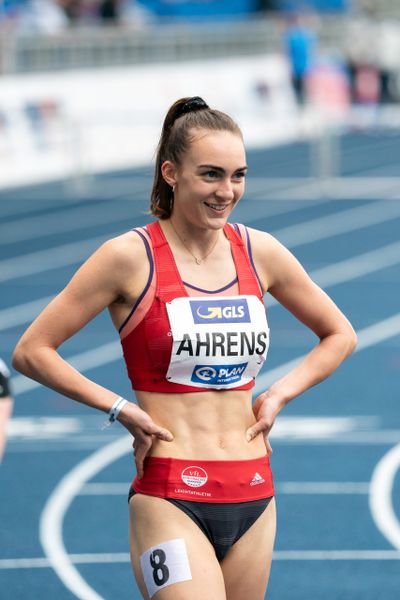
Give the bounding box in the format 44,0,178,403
150,548,170,586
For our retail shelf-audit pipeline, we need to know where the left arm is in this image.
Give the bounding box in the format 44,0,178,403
245,228,357,443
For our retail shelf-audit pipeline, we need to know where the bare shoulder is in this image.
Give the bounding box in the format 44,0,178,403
59,228,151,307
21,229,151,343
245,226,300,292
245,226,277,252
97,230,148,272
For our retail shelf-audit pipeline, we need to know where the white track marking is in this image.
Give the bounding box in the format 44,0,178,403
272,199,400,248
0,554,131,570
3,198,400,329
77,481,370,496
0,234,112,283
12,342,122,395
312,240,400,288
8,233,400,392
0,197,315,281
369,443,400,549
7,415,400,447
36,309,400,599
0,201,144,245
79,483,128,495
267,239,400,309
254,311,400,393
2,549,400,571
277,482,370,494
11,309,400,397
273,550,400,560
1,197,399,285
0,178,151,217
0,296,53,332
273,177,400,200
0,195,313,246
6,193,398,596
0,210,313,333
7,416,82,438
234,199,315,222
39,434,132,600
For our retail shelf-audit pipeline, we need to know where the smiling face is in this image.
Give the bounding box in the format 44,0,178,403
162,129,247,231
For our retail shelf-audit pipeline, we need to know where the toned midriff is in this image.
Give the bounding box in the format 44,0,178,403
135,388,267,461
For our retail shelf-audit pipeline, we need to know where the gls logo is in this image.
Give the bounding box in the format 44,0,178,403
190,299,250,324
191,363,248,386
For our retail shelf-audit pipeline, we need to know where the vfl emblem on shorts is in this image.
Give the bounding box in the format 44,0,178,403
181,467,208,488
190,299,250,324
191,363,248,386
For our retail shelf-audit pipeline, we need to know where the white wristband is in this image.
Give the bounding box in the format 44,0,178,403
101,396,128,430
109,396,128,422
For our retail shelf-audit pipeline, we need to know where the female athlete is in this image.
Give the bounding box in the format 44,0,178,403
13,96,357,599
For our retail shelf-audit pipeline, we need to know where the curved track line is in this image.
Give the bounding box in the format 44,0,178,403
39,311,400,599
369,442,400,549
39,434,132,600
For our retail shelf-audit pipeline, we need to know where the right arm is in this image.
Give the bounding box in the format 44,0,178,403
12,234,173,476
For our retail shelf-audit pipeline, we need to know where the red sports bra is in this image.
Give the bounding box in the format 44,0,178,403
120,221,269,393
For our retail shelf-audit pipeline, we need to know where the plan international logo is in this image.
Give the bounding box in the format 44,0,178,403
191,363,248,386
190,299,250,324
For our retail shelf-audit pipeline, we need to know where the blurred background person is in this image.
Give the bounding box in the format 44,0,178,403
15,0,70,35
283,11,318,105
0,358,13,464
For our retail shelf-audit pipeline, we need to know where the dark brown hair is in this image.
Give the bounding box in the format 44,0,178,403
150,97,242,219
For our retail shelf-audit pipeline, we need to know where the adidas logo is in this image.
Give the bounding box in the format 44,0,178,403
250,472,265,486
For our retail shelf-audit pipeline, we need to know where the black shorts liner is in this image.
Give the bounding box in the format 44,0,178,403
129,488,272,561
0,370,11,398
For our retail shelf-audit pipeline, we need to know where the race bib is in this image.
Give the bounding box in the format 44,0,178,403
165,295,269,389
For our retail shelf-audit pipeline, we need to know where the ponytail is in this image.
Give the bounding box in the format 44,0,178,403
150,97,242,219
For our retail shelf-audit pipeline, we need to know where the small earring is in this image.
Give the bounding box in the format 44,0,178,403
172,185,175,193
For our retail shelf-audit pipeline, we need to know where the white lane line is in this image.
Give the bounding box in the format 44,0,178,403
31,315,395,598
271,431,400,445
273,177,400,201
0,197,320,288
0,554,131,570
272,199,400,248
273,550,400,560
0,178,151,218
77,481,370,496
0,234,112,283
276,482,370,494
0,202,316,332
369,443,400,550
311,240,400,289
0,198,400,331
6,413,400,447
36,309,400,600
7,430,400,452
12,307,400,398
0,296,54,332
79,483,128,495
4,201,400,335
9,226,398,331
13,342,122,395
254,311,400,393
267,238,400,310
2,549,400,571
2,197,398,284
39,434,132,600
0,201,145,246
234,198,316,223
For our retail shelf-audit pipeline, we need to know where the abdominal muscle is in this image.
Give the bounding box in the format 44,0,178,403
135,388,267,460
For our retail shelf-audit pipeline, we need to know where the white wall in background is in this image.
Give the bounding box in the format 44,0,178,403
0,55,297,188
